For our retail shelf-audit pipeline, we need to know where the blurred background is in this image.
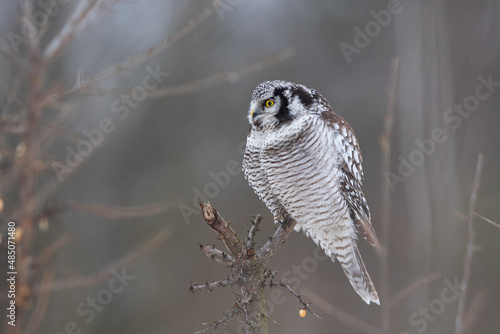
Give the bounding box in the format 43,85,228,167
1,1,499,333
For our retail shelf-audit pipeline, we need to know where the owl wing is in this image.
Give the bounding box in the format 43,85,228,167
259,114,379,304
323,111,379,246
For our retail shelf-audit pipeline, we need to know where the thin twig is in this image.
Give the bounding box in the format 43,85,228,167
20,0,36,52
35,233,73,267
24,270,54,334
0,72,23,118
63,48,295,98
455,153,484,334
474,212,500,229
246,215,263,249
67,200,178,219
0,41,26,69
454,210,500,229
264,313,283,327
379,56,399,330
147,49,294,97
34,226,172,293
388,273,441,308
270,280,321,319
1,104,75,195
462,289,488,333
11,197,179,231
200,203,244,258
255,216,296,262
194,306,242,334
189,277,239,294
54,1,216,99
302,287,383,334
199,244,235,266
43,0,119,62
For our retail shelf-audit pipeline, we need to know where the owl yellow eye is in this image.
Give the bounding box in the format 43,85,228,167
265,100,274,108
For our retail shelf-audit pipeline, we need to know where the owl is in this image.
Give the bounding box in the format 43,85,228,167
243,80,379,305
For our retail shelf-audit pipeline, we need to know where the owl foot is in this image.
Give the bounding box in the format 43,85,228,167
277,212,291,225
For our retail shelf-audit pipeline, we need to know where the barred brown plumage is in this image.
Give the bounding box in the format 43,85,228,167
243,80,380,305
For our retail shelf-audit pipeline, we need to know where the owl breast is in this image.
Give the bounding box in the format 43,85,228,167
260,115,351,237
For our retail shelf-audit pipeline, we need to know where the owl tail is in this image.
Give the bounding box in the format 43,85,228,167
336,243,380,305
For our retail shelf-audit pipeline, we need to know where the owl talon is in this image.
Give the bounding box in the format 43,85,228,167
278,213,291,225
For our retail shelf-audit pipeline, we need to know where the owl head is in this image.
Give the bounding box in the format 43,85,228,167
248,80,329,130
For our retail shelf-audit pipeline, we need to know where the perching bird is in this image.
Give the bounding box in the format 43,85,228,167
243,80,379,305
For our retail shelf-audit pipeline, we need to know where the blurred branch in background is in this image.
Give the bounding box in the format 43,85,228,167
461,289,487,334
43,0,120,63
387,273,441,309
302,287,383,334
48,200,179,220
378,55,399,333
0,1,292,333
80,48,294,97
52,0,218,100
454,210,500,230
34,226,173,293
455,153,484,334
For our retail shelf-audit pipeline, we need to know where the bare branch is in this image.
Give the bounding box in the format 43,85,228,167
61,48,295,98
194,306,242,334
302,288,383,334
379,55,399,332
462,289,488,333
388,273,441,308
25,270,54,334
0,42,26,70
1,74,24,141
56,2,216,98
269,281,321,319
454,210,499,230
194,204,302,333
255,216,296,262
67,200,178,219
455,153,484,334
189,277,239,294
34,226,172,293
44,0,119,62
11,197,178,234
200,203,244,258
474,212,500,229
246,215,263,249
35,233,74,267
19,0,36,52
147,49,294,97
199,244,235,266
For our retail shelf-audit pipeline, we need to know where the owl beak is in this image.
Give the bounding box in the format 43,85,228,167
251,109,262,118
